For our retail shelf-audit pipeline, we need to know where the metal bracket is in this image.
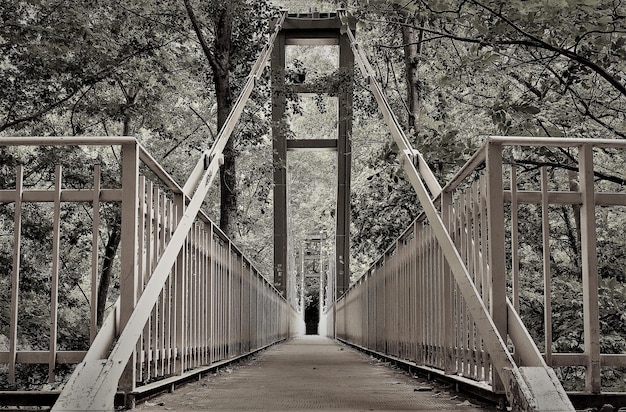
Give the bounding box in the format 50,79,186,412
402,149,418,168
205,153,225,170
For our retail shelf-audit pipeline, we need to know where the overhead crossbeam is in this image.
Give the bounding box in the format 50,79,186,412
338,10,573,412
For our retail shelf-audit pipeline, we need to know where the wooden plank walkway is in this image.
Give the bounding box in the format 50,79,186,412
136,336,496,411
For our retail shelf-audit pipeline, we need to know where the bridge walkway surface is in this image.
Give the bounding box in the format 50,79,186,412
135,336,496,411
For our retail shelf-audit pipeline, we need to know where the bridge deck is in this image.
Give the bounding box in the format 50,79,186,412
136,336,495,411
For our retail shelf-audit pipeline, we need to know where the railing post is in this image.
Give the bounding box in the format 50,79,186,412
174,192,186,375
48,165,62,382
441,189,455,374
541,167,553,365
119,141,139,396
8,165,23,384
485,141,506,393
579,143,601,393
91,165,102,343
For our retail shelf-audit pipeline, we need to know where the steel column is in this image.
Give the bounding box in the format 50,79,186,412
336,27,353,298
272,13,353,298
271,28,287,296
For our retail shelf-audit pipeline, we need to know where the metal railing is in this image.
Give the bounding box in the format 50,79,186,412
329,137,626,403
338,9,575,408
0,138,301,408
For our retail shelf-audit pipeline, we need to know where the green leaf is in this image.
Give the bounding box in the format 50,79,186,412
512,105,541,115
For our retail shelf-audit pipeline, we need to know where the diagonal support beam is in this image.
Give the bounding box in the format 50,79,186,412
338,10,573,411
52,11,287,412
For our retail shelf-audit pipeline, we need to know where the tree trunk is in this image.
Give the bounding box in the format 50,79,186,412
184,0,237,238
402,18,422,143
213,5,236,238
568,169,582,265
97,220,121,326
96,95,134,326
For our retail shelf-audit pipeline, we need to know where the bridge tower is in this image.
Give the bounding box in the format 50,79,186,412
271,12,353,299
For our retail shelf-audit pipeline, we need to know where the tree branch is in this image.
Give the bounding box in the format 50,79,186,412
183,0,219,72
468,0,626,98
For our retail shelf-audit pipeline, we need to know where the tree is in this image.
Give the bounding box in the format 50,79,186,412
362,0,626,138
0,0,219,377
183,0,277,238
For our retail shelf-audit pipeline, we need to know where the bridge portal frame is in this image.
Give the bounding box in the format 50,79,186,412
271,12,353,299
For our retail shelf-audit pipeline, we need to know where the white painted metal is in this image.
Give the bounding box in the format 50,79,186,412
579,144,601,393
8,166,23,384
90,165,101,344
48,165,62,383
326,134,626,408
541,167,552,365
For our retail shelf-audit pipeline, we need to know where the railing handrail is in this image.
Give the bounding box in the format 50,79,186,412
0,136,275,288
343,136,626,298
0,136,137,145
488,135,626,147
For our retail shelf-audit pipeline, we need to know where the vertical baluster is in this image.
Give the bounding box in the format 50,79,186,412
8,165,23,384
480,175,491,310
441,189,455,374
510,165,520,313
410,222,417,363
470,185,479,379
151,186,160,377
143,182,153,380
219,238,224,359
437,235,444,368
238,254,244,355
193,223,199,367
421,230,427,364
48,165,62,382
458,191,468,376
208,227,213,362
433,227,439,367
184,223,192,369
173,192,184,375
164,199,174,374
381,256,386,353
157,193,171,376
210,228,216,362
218,236,224,360
197,225,203,365
427,230,434,366
209,227,215,363
191,223,197,368
480,175,490,382
136,176,146,382
240,260,246,354
426,228,433,365
228,241,233,358
395,244,400,357
90,165,101,344
182,215,189,369
201,225,207,366
453,195,462,374
541,166,552,364
402,237,407,358
216,236,221,359
241,262,247,353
